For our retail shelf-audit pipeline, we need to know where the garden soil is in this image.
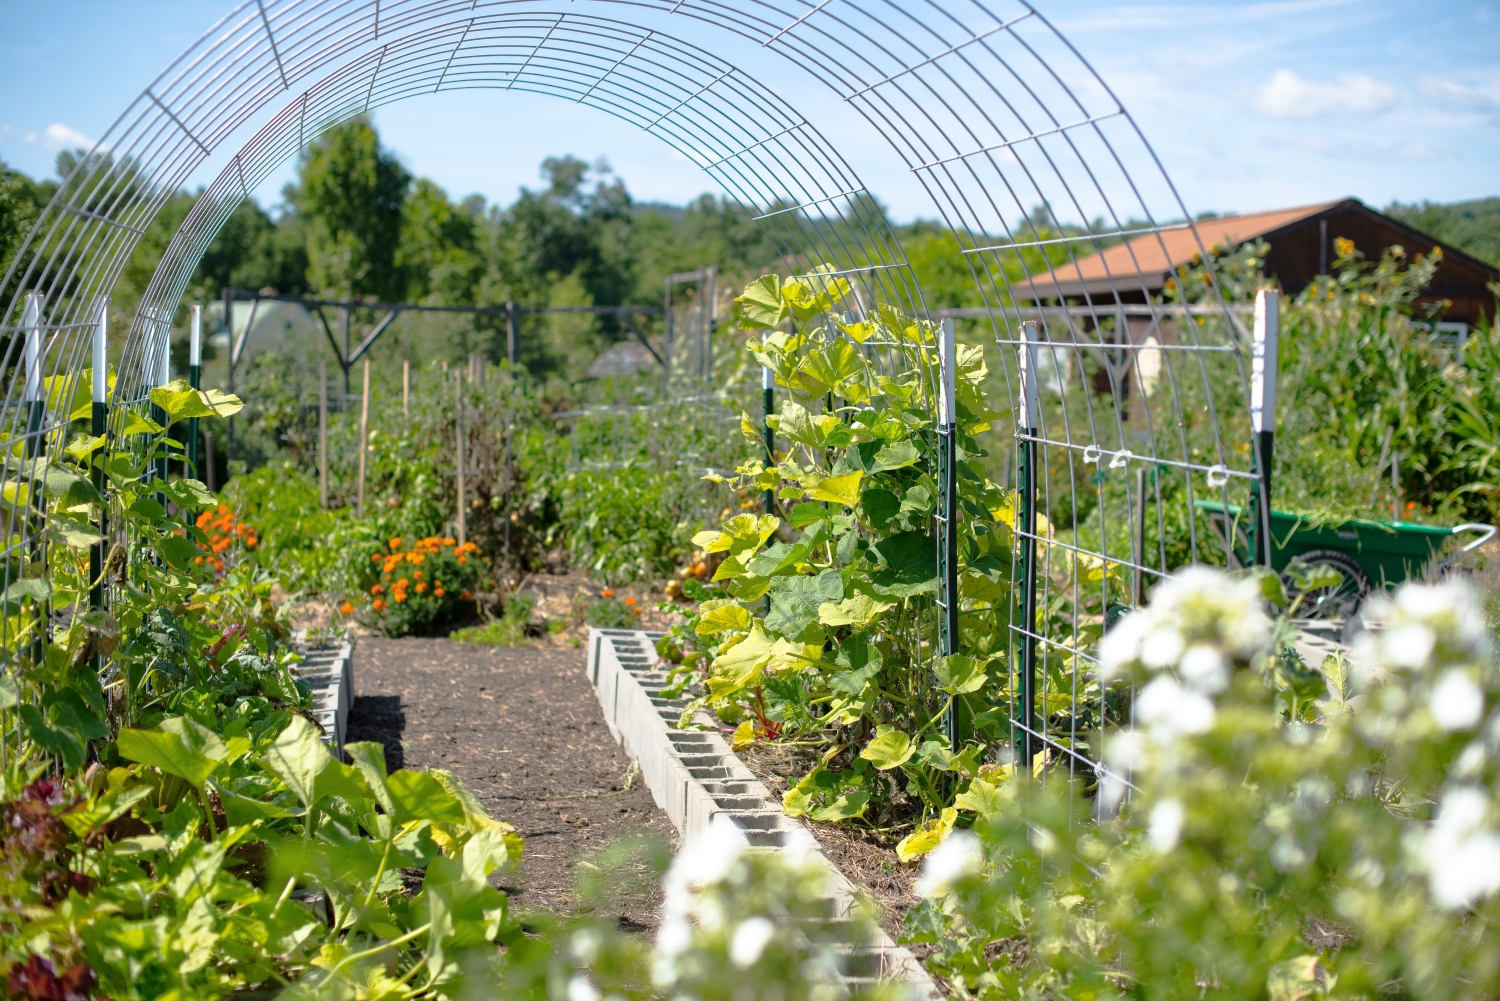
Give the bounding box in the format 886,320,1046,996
345,637,677,926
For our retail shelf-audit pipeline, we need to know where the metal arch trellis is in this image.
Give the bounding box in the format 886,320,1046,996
0,0,1259,805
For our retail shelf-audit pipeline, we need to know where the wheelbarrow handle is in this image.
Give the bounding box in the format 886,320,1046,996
1452,523,1498,555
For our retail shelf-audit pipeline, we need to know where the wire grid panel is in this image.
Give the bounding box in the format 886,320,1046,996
0,0,1253,797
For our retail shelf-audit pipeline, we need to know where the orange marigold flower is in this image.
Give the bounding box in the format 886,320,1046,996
415,582,428,594
406,553,425,564
444,538,457,546
434,588,446,597
389,537,402,550
246,536,258,548
457,556,467,564
372,553,383,562
393,592,407,603
624,596,636,606
371,584,385,595
412,571,424,580
339,601,355,615
373,598,386,611
194,556,204,565
460,590,472,601
601,588,615,598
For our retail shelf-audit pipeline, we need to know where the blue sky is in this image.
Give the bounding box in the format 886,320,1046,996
1,0,1495,222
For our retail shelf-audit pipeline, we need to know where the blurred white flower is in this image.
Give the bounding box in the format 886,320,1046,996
1098,612,1150,681
1179,644,1228,693
1149,798,1184,853
665,814,744,896
1098,567,1270,685
567,976,601,1001
1384,623,1436,671
1136,675,1216,740
1430,669,1484,731
1105,730,1147,772
729,916,776,967
915,829,982,897
1140,628,1185,670
1420,786,1500,909
656,915,691,957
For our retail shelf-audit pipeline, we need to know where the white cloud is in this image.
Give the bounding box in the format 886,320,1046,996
37,123,99,152
1268,133,1446,161
1253,69,1396,117
1417,76,1500,112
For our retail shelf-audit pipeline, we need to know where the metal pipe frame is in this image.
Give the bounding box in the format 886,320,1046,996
0,0,1260,793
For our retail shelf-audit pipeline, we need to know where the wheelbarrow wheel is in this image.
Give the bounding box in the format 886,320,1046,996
1285,550,1369,620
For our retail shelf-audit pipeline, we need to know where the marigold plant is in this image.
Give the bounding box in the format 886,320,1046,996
355,535,482,636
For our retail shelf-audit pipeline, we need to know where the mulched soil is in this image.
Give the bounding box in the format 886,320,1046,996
345,637,677,925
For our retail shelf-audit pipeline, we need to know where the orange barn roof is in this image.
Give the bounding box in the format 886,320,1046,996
1014,201,1343,301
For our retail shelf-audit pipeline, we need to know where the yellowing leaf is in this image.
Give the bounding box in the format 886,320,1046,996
896,807,958,862
735,274,788,329
696,600,751,636
712,621,775,688
692,529,729,552
808,470,862,507
860,728,914,770
731,720,756,750
954,777,1006,815
1267,955,1329,1001
818,593,893,628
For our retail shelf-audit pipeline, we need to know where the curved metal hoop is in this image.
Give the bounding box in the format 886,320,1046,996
0,0,1256,786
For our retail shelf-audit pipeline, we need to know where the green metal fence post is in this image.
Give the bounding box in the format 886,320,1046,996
1249,289,1279,566
936,318,961,750
1017,320,1041,773
762,360,775,516
91,300,108,615
187,304,201,485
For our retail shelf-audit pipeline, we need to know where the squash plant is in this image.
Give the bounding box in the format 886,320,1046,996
666,271,1038,848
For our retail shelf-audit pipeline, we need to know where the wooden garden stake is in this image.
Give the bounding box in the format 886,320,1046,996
402,360,410,416
455,373,466,546
356,359,370,518
319,358,328,508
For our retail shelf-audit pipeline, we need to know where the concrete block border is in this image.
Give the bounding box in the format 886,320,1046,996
587,628,937,998
291,632,354,755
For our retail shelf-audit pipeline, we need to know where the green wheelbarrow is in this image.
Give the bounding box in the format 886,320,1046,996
1195,500,1496,619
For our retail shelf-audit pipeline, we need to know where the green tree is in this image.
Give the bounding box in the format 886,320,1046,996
288,116,410,300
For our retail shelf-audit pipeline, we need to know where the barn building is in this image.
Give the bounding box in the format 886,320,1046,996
1017,198,1497,331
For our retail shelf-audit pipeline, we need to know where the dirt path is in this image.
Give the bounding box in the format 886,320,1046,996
345,637,676,924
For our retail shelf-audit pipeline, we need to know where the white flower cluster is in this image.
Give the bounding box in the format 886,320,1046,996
1353,580,1492,734
1100,566,1271,735
1100,567,1271,685
915,830,983,897
1417,785,1500,909
1098,567,1271,811
1356,580,1500,911
653,817,832,989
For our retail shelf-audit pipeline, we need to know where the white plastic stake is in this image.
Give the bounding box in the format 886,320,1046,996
21,293,43,403
157,316,171,386
1251,289,1279,434
93,299,108,404
939,317,956,427
1018,320,1040,431
189,304,202,366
